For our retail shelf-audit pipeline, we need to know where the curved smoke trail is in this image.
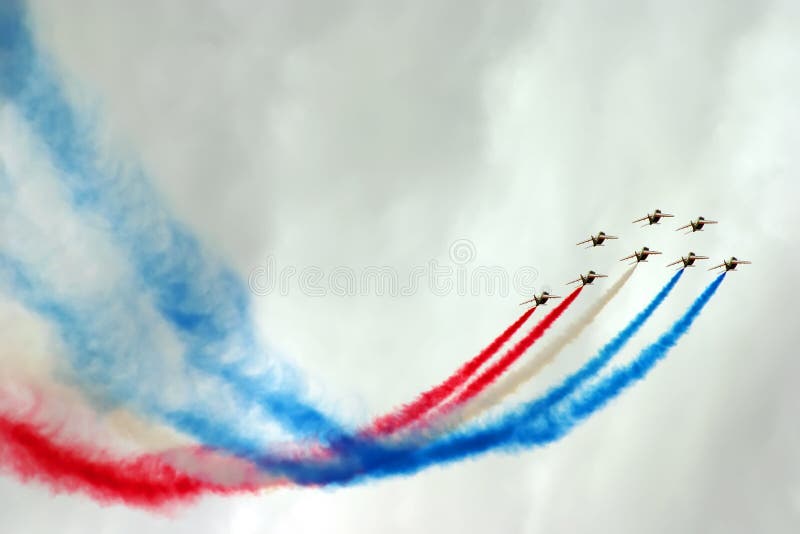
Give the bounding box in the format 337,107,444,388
0,265,719,504
1,270,682,490
0,1,341,439
242,270,704,486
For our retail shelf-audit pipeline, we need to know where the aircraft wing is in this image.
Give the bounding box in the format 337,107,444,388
576,238,592,246
566,278,581,285
519,297,537,306
676,224,690,231
632,216,648,223
666,259,682,267
619,254,635,261
708,263,725,270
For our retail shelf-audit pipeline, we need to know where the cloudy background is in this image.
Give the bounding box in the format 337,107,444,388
1,0,799,532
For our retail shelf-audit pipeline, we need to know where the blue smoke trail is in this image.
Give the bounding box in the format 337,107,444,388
0,1,341,439
0,251,282,451
240,272,720,485
565,273,725,421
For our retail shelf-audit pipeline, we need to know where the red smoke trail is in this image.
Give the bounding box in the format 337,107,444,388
365,307,537,436
0,306,538,502
0,413,261,510
0,288,572,503
433,286,583,417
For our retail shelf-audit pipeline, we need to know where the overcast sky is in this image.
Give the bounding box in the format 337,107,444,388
1,0,799,532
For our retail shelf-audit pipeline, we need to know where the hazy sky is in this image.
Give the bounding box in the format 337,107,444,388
1,0,799,532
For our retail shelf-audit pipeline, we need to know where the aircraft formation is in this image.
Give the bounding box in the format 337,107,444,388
0,2,754,510
521,209,749,307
